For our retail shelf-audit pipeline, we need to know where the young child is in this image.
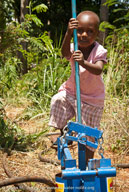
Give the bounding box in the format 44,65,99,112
49,11,107,163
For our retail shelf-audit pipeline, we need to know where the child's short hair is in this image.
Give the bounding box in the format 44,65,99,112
77,11,100,29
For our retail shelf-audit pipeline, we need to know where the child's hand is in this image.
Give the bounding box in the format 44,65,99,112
67,18,78,35
73,50,84,66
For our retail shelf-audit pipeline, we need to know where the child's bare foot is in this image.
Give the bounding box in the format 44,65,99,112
50,135,59,145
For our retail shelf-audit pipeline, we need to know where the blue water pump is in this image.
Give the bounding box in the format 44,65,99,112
55,121,116,192
55,1,116,191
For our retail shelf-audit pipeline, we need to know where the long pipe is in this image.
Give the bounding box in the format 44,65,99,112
71,0,82,123
62,168,116,179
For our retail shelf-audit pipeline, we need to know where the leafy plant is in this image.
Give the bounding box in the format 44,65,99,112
0,100,47,152
104,0,129,29
0,57,20,97
99,21,116,32
0,2,51,97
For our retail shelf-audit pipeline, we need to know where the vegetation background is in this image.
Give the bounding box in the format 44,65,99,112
0,0,128,191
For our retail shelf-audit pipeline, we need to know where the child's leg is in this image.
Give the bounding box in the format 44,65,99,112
49,91,75,134
81,103,104,165
86,147,94,165
50,129,63,145
85,136,95,165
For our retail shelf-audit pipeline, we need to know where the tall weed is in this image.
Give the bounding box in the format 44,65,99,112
16,50,70,115
101,96,129,154
102,29,129,153
104,29,129,98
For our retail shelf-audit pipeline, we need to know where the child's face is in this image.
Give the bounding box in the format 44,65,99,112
77,14,99,48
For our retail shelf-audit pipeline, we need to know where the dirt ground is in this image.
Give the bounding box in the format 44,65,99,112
0,105,128,192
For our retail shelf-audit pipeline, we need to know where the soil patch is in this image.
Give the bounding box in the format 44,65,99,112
0,105,128,192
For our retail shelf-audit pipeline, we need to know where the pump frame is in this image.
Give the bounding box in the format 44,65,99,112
56,121,116,192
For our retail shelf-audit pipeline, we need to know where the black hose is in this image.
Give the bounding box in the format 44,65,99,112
114,164,129,169
0,176,55,188
3,153,36,192
2,153,55,191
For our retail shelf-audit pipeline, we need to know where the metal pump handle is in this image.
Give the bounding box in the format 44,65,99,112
71,0,82,123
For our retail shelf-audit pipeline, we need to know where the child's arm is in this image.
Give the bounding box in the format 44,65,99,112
73,50,104,75
61,18,78,59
